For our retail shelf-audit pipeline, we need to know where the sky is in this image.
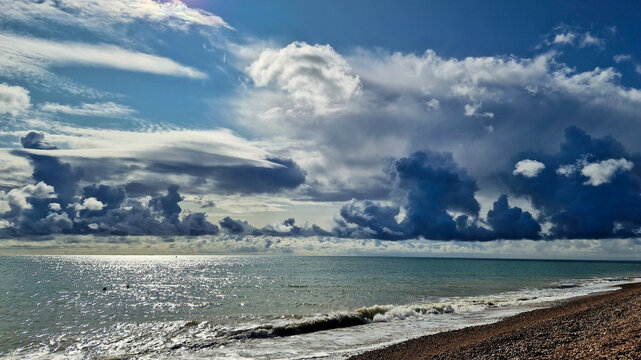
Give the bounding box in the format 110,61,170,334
2,0,641,258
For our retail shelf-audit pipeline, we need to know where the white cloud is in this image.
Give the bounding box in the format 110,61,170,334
229,44,641,203
0,33,208,82
581,158,633,186
547,29,604,49
613,54,632,63
6,182,56,210
580,32,604,48
464,103,494,118
74,197,105,211
425,98,440,111
0,0,231,33
40,102,136,118
0,83,30,116
513,160,546,178
553,32,576,45
247,42,361,114
557,164,578,177
636,64,641,75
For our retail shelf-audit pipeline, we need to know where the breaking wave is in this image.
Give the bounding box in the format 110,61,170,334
236,303,454,339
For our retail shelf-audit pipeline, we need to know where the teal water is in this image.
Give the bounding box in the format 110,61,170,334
1,255,641,359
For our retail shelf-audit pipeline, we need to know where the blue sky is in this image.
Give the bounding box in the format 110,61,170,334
1,0,641,258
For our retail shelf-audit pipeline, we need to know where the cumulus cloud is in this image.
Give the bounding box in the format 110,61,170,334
487,195,541,240
581,158,633,186
513,159,546,178
0,33,208,82
40,102,136,118
219,216,254,235
231,40,641,208
5,182,56,211
553,32,577,45
247,42,361,114
74,197,105,212
0,173,221,236
0,83,30,116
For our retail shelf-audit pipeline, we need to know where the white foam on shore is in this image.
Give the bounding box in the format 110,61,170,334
4,277,640,360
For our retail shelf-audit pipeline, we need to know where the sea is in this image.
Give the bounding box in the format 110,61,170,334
1,255,641,359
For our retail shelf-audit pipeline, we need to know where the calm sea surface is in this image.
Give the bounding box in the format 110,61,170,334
1,255,641,359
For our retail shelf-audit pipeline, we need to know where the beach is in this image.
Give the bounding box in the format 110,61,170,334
350,282,641,359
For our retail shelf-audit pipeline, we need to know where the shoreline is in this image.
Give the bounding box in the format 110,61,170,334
349,282,641,359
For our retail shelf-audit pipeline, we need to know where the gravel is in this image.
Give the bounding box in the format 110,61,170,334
349,282,641,360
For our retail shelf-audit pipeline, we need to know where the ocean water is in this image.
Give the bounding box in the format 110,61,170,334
1,255,640,359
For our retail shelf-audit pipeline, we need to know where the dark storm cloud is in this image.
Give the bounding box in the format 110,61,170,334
1,132,316,238
181,157,306,195
72,185,220,236
15,129,308,197
74,153,307,195
219,216,254,234
394,150,481,239
1,182,221,237
22,153,83,204
0,133,221,236
82,184,126,211
20,131,58,150
486,195,541,240
504,126,641,239
7,128,640,241
334,200,403,239
334,150,540,240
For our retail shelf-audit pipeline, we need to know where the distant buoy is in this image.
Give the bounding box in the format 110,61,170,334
102,287,107,292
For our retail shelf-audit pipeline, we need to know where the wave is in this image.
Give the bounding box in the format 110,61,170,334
234,303,454,339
